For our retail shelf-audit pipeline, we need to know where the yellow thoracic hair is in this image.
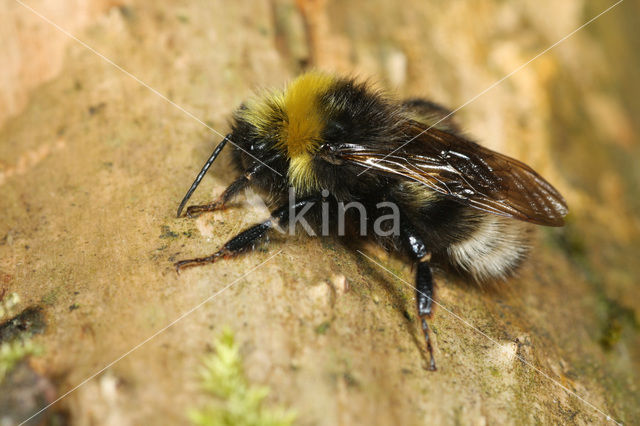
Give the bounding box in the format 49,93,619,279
240,71,336,192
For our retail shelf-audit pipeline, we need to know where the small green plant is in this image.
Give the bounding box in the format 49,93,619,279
189,328,296,426
0,292,20,318
0,339,42,381
0,293,42,382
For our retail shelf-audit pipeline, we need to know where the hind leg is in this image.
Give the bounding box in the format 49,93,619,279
416,257,436,371
399,216,437,371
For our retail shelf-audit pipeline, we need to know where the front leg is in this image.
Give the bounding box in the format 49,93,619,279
184,174,249,218
181,159,275,218
175,196,317,273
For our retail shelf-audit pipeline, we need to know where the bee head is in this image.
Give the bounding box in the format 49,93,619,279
235,71,333,189
236,71,391,192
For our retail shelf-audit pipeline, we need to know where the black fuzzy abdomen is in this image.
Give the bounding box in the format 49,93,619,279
391,181,481,254
402,193,530,281
411,198,481,252
390,183,531,281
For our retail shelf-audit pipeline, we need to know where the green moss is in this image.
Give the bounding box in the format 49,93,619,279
0,293,43,383
599,300,638,351
0,339,42,382
0,293,20,319
40,288,60,306
342,371,359,388
547,218,638,351
160,225,179,239
314,321,330,334
189,328,296,426
489,366,500,377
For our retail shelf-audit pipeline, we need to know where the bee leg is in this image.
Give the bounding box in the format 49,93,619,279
175,219,272,273
181,157,279,218
416,258,437,371
399,219,437,371
175,196,317,273
185,175,249,218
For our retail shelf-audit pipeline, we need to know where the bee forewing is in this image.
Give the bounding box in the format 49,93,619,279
338,121,568,226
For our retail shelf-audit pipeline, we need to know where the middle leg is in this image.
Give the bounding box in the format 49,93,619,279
175,196,317,273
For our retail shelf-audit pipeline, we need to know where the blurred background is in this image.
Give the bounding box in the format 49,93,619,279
1,0,639,424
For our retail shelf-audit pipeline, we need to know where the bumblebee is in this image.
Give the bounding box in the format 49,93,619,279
174,71,568,370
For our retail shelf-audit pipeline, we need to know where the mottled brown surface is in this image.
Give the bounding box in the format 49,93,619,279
1,0,639,424
0,0,119,127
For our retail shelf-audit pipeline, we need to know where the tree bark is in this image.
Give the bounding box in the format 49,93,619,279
1,0,638,424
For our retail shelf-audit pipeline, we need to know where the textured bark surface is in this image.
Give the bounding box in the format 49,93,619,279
1,0,639,424
0,0,119,127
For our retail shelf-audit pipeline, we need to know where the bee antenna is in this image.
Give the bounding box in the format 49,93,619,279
176,134,230,217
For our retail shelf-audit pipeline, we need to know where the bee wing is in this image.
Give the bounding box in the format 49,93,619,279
336,122,568,226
